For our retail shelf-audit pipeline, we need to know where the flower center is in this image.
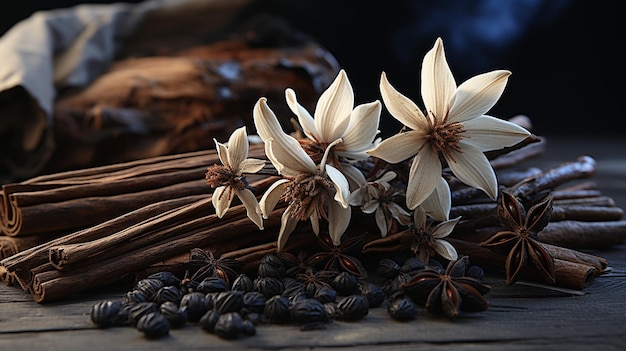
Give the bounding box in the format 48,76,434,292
427,116,465,162
205,164,246,191
281,173,332,221
299,139,341,168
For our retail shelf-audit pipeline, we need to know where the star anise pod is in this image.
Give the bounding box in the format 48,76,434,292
305,232,368,279
401,256,491,319
480,191,555,285
185,248,242,287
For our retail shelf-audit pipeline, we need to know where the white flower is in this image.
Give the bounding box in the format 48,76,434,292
348,171,411,237
286,69,381,186
368,37,531,210
411,206,460,263
205,126,265,229
253,97,351,250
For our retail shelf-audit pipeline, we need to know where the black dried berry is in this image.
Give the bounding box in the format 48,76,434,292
213,290,244,314
401,257,426,275
136,312,169,339
331,271,360,295
335,294,369,321
128,301,159,326
387,296,418,321
231,273,254,292
243,291,267,314
214,312,244,339
382,272,411,296
159,301,187,329
147,271,181,287
153,285,183,305
90,300,123,328
264,295,290,324
253,276,284,298
122,290,148,305
241,320,256,336
466,265,485,281
377,258,402,279
289,298,327,324
196,276,228,294
257,254,286,279
359,282,386,308
199,309,221,333
180,292,210,322
134,278,164,300
313,285,337,304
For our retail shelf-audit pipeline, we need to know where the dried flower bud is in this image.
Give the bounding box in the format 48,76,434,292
159,301,187,329
196,276,228,294
153,285,183,305
377,258,402,279
331,271,360,296
147,271,181,287
264,295,291,324
231,273,254,292
128,302,159,326
214,290,244,314
335,294,369,321
199,309,221,333
180,292,210,322
90,300,123,328
359,282,386,308
387,296,418,321
214,312,244,339
289,298,327,324
136,312,170,339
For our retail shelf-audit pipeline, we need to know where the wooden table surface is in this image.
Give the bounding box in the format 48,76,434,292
1,135,625,351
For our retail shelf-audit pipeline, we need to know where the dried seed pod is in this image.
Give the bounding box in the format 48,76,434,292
377,258,402,279
180,292,210,322
213,290,244,314
313,285,337,304
231,273,254,292
134,278,165,300
253,276,284,298
214,312,244,339
147,271,181,287
382,272,411,296
335,294,369,321
136,312,170,339
128,302,159,326
159,301,187,329
282,280,305,298
401,257,426,275
90,300,123,328
196,276,228,294
206,312,230,335
466,265,485,281
387,296,418,321
243,291,267,314
289,298,327,324
331,271,360,296
199,309,221,333
258,254,286,279
241,320,256,336
113,304,133,326
359,282,386,308
324,302,337,320
287,291,308,305
264,295,291,324
122,290,148,305
153,285,183,305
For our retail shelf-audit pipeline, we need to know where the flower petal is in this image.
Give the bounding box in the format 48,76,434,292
342,163,367,190
448,70,511,123
286,88,317,140
227,126,249,168
461,115,531,151
380,72,428,131
327,199,352,246
238,158,266,174
238,188,263,230
433,239,458,261
212,186,233,218
338,100,381,158
367,131,424,164
214,139,229,168
277,207,299,251
420,177,451,221
421,37,456,124
432,216,461,239
445,144,498,200
310,210,320,236
326,164,350,208
314,70,353,141
374,207,388,237
361,200,379,214
259,179,289,218
406,146,442,210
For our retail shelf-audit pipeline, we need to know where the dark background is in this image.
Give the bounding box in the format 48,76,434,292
2,0,622,138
